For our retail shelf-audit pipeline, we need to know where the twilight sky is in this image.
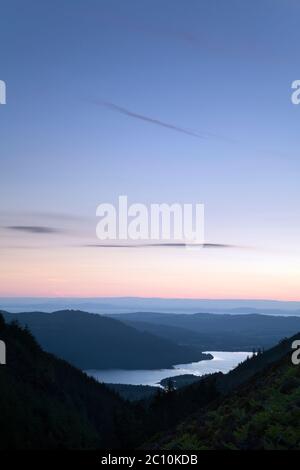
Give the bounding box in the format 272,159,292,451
0,0,300,299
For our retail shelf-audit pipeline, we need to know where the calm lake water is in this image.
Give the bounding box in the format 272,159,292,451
86,351,251,387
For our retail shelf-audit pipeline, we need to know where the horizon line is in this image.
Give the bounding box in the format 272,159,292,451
0,296,300,303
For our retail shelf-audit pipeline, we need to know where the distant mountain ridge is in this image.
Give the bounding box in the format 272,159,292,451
1,309,210,369
1,297,300,315
107,311,300,351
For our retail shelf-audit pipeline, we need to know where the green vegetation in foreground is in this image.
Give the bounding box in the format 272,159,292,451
159,354,300,450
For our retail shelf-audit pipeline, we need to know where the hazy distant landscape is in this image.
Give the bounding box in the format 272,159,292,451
2,306,300,401
2,305,300,362
2,297,300,315
1,0,300,457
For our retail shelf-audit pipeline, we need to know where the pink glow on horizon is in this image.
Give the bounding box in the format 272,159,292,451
0,245,299,301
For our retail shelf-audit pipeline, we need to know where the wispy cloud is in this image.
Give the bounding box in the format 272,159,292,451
92,100,206,138
83,242,240,249
0,212,90,238
92,99,235,143
93,100,204,138
5,226,61,234
97,13,285,65
0,210,86,222
95,13,219,53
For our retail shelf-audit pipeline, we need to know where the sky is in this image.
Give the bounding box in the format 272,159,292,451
0,0,300,299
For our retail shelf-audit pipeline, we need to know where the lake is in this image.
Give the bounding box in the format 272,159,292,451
86,351,251,387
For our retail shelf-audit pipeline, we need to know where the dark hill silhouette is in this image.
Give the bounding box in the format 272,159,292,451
0,310,210,369
0,314,140,449
0,312,299,450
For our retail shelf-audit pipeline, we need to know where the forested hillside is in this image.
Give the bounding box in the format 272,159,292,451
1,310,210,369
0,312,299,450
153,349,300,449
0,314,140,449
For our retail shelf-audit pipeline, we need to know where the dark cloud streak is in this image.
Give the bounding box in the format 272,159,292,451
5,226,61,234
92,100,205,138
92,100,235,143
83,242,240,249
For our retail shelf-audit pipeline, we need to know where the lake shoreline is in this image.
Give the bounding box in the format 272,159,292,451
86,351,251,388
